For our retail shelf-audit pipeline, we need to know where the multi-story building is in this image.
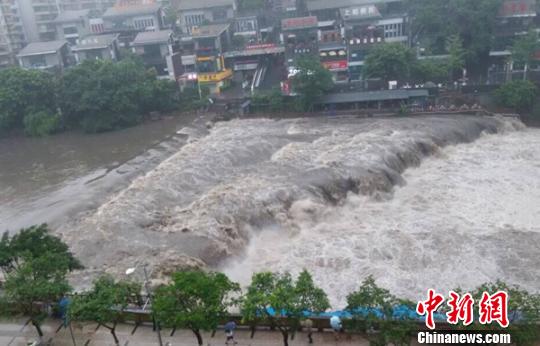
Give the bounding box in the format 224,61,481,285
0,0,26,67
71,33,119,62
280,15,318,70
132,29,178,75
60,0,115,13
192,23,233,94
173,0,236,35
16,39,69,70
54,9,90,45
318,19,347,82
102,3,163,32
17,0,59,42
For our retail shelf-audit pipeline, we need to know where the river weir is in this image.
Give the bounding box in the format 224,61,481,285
1,114,538,306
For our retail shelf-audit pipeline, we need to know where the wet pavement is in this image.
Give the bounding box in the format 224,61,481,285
0,318,370,346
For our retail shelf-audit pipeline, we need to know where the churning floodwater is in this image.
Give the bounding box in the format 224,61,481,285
1,114,538,305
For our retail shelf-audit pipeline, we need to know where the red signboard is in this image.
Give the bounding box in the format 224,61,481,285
499,0,535,17
246,43,277,50
322,60,348,71
281,16,318,30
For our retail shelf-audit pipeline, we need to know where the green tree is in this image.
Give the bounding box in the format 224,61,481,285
459,281,540,346
346,276,415,346
411,59,448,83
242,270,330,346
0,225,79,339
0,68,58,135
494,80,538,113
153,271,240,346
69,275,141,345
512,31,538,80
364,43,416,83
59,59,178,133
0,224,81,274
409,0,503,72
446,34,466,80
291,56,333,111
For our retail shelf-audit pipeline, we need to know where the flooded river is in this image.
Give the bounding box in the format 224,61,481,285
1,114,538,306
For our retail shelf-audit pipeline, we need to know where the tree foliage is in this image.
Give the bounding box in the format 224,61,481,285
0,224,79,338
512,31,539,79
494,80,538,112
364,43,416,82
59,59,179,133
153,271,240,346
409,0,503,69
346,276,415,346
69,275,141,345
0,68,59,135
242,270,329,346
291,56,333,111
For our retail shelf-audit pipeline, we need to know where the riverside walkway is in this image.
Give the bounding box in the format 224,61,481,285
0,318,370,346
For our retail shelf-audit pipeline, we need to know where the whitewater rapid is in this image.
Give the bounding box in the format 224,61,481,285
59,115,539,303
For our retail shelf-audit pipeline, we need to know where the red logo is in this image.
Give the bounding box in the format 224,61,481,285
417,290,509,329
446,291,474,326
416,289,445,330
479,291,509,328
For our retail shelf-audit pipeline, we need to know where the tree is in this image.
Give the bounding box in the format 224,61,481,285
0,225,80,339
364,43,416,83
409,0,503,72
494,80,538,113
69,275,141,345
291,56,333,111
512,31,538,80
465,281,540,346
0,224,81,275
59,59,178,133
411,59,448,83
346,276,415,346
242,270,330,346
153,271,240,346
446,34,466,81
0,68,58,135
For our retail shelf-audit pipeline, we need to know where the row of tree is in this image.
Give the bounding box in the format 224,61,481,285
1,225,539,346
0,58,180,137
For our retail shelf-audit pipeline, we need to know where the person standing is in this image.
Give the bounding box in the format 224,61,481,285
330,315,343,341
301,318,314,344
224,320,237,345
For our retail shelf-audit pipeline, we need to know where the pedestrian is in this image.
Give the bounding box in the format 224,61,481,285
301,318,314,344
330,315,343,340
224,320,237,345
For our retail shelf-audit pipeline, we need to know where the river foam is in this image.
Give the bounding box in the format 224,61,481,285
59,115,539,302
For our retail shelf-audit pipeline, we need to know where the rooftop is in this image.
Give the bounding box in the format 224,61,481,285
307,0,398,12
176,0,234,11
190,23,230,38
318,89,429,104
132,29,173,45
54,9,90,23
72,34,119,51
103,4,161,18
17,41,67,57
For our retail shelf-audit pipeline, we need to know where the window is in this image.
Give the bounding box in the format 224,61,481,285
134,17,155,30
63,26,78,35
185,14,204,26
28,55,46,67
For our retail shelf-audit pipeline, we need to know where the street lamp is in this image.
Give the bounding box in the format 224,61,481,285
126,264,163,346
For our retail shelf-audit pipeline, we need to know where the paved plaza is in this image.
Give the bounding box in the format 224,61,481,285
0,318,370,346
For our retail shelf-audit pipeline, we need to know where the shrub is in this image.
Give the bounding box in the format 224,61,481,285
23,110,61,137
494,80,538,113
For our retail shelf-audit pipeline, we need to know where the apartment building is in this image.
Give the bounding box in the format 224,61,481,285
173,0,236,35
0,0,26,67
